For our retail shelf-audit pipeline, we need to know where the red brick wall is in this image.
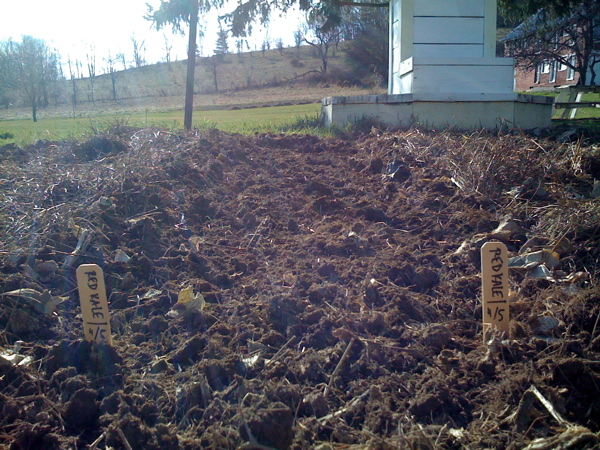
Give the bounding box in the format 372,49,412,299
514,64,580,91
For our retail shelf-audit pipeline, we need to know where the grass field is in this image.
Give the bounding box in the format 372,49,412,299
569,92,600,119
0,103,323,145
0,41,385,145
3,90,600,147
529,90,600,120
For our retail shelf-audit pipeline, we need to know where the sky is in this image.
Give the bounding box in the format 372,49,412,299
0,0,305,74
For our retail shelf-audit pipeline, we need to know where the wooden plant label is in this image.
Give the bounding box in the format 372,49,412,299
76,264,113,345
481,241,509,339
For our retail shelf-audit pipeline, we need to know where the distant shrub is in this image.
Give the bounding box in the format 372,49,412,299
290,59,304,68
282,114,324,132
303,67,361,88
326,67,364,87
344,114,388,135
344,19,389,86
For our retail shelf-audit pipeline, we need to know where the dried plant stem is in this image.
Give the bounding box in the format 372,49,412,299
116,428,133,450
591,312,600,341
318,388,370,423
88,431,106,450
324,337,355,396
266,335,298,366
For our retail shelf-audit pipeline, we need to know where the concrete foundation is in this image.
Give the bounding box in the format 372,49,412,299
322,0,555,131
321,93,554,130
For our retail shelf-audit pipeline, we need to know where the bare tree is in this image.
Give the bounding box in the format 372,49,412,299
85,44,96,104
244,62,254,87
1,36,61,121
131,35,147,68
66,56,78,108
163,33,173,62
236,38,248,59
204,56,221,93
105,52,119,102
502,2,600,85
117,52,127,70
261,37,271,56
294,28,304,52
276,38,284,55
304,14,341,75
0,42,15,109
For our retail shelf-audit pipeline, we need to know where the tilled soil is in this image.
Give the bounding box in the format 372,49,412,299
1,126,600,449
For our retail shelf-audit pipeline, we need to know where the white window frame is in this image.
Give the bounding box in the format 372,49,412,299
551,33,560,50
549,61,557,83
534,64,541,84
541,61,550,74
567,55,576,80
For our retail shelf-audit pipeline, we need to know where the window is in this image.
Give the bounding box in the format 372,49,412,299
551,33,560,50
541,62,550,74
567,55,576,80
534,64,541,84
549,61,557,83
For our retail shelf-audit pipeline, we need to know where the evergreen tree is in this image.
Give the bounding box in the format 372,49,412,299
215,26,230,56
147,0,201,130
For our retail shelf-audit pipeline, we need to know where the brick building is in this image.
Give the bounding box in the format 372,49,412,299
511,56,579,91
503,8,598,92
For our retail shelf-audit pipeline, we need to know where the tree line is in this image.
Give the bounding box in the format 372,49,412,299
0,37,61,122
4,0,594,124
0,9,388,124
0,35,152,122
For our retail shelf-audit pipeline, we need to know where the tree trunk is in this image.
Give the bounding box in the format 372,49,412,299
211,62,219,94
111,74,118,102
184,0,199,130
32,102,37,122
579,54,589,85
71,79,77,106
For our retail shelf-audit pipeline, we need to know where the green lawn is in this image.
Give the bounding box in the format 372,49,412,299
569,92,600,119
530,89,600,120
0,103,322,146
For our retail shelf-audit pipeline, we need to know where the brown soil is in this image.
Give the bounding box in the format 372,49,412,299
1,126,600,449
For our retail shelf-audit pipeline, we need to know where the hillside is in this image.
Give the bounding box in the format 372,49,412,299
1,126,600,448
1,43,385,121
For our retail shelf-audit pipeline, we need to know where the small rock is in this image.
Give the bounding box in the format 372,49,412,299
529,316,560,337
